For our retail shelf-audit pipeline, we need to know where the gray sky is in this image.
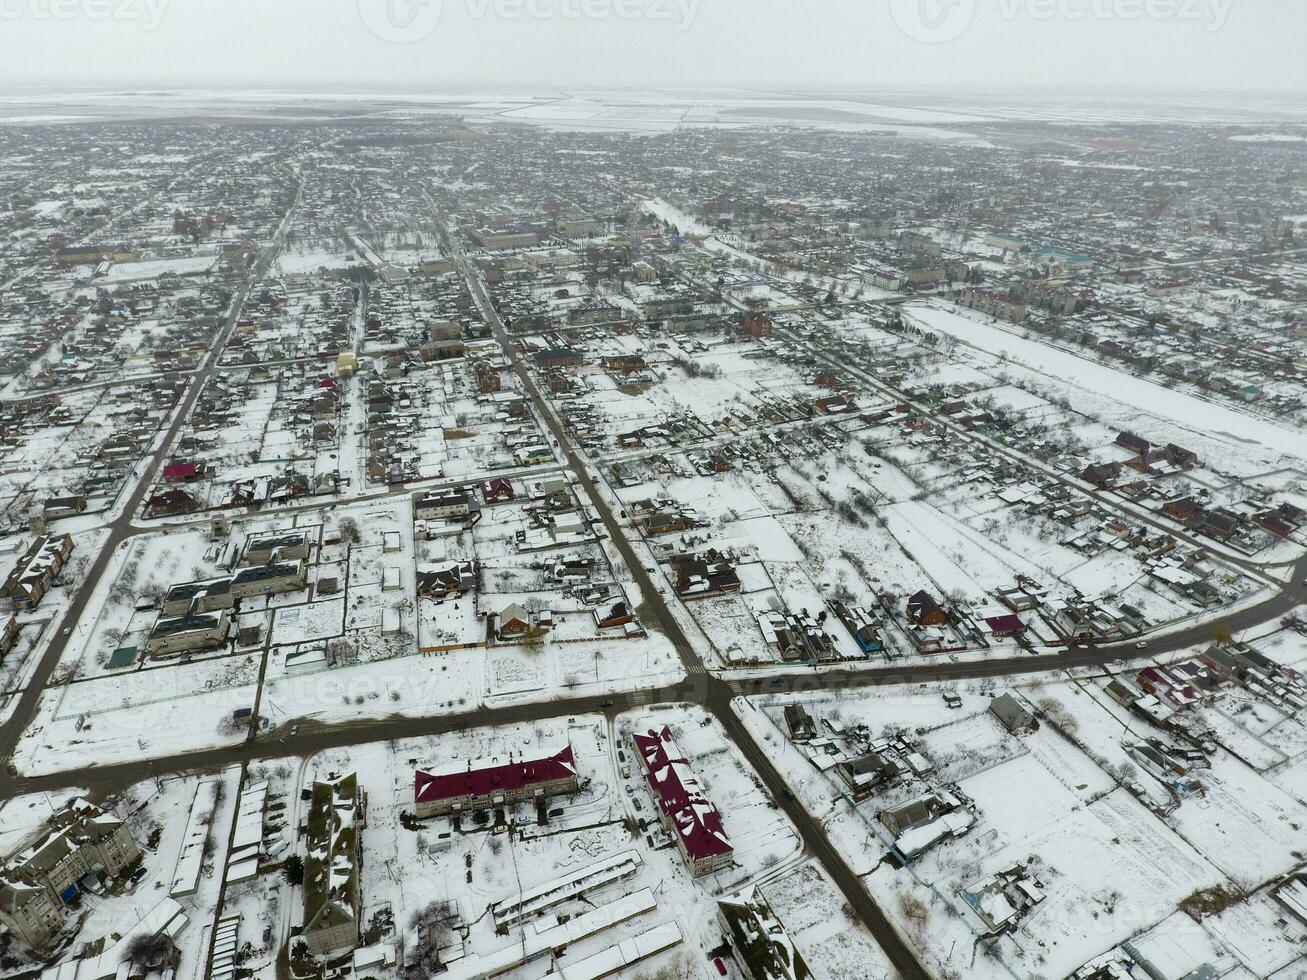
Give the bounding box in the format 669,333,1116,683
0,0,1303,95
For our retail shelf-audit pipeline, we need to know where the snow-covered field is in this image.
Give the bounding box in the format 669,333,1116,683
906,301,1307,469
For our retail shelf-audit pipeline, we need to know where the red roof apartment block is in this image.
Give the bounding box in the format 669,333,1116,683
632,726,733,876
413,745,579,818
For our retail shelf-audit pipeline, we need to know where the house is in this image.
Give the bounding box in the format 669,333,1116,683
1079,461,1121,489
672,551,741,600
1163,497,1200,521
593,601,634,631
959,287,1027,323
243,531,312,565
303,773,365,957
996,580,1044,612
1115,431,1151,457
783,705,816,742
830,602,884,654
2,535,74,611
531,347,584,369
837,751,900,798
162,460,207,483
268,471,310,501
906,590,946,627
1193,508,1240,541
640,510,695,537
146,488,199,516
413,490,477,522
144,610,232,658
413,745,579,818
497,602,532,639
416,561,477,599
161,561,307,617
984,614,1027,638
961,864,1045,934
42,496,87,521
0,799,141,951
0,615,19,657
878,789,974,859
481,477,515,504
475,360,502,394
633,726,733,876
989,692,1037,734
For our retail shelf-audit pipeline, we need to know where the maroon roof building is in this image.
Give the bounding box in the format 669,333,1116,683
632,726,733,876
413,745,579,819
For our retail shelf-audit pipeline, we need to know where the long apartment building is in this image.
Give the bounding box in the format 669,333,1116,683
303,773,365,957
632,726,733,876
413,744,579,819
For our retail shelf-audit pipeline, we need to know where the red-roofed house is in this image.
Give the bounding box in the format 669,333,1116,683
162,460,207,483
632,726,733,876
413,744,579,819
481,477,515,504
984,614,1027,638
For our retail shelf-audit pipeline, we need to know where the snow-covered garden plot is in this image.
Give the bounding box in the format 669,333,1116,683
275,245,355,277
1166,755,1307,889
863,730,1225,980
570,336,820,443
270,598,343,645
1200,887,1307,978
0,388,149,518
906,301,1306,474
762,860,898,980
742,665,1307,980
12,654,260,776
261,648,481,725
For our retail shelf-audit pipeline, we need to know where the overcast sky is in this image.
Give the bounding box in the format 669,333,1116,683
0,0,1303,95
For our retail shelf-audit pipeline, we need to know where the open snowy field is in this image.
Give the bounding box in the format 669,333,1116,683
906,301,1307,471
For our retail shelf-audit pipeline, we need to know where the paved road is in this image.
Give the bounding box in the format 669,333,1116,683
0,180,302,770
